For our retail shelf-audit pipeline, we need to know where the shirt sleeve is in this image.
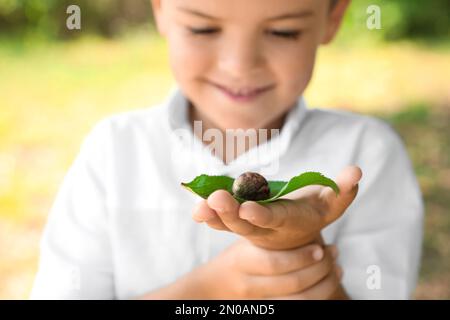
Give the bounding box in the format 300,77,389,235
30,119,115,299
336,118,424,299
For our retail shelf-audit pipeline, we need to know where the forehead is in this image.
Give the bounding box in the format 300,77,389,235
169,0,325,22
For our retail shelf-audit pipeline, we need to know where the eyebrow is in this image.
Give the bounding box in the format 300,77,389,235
267,10,314,21
177,6,314,21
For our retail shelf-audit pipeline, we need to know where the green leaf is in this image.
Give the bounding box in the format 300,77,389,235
181,171,340,204
181,174,234,199
258,172,340,203
267,181,287,198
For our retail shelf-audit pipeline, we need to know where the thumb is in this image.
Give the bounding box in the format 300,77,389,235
321,165,362,226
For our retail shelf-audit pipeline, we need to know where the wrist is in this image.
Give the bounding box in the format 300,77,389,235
298,232,324,247
330,284,350,300
137,264,214,300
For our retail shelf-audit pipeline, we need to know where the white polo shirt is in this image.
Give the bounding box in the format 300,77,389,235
30,86,424,300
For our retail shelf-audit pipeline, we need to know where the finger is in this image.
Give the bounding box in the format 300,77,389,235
207,190,259,236
205,217,232,231
249,247,336,297
192,200,231,231
250,244,337,276
238,200,286,229
272,264,342,300
238,243,324,275
192,200,216,222
320,166,362,226
239,199,321,231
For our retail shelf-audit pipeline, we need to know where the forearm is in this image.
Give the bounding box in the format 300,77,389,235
136,234,349,300
330,284,350,300
136,265,212,300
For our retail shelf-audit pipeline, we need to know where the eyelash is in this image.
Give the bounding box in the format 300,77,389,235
187,28,301,40
188,27,218,35
268,30,301,40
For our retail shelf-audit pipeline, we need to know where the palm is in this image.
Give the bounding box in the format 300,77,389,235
193,166,363,250
242,186,334,249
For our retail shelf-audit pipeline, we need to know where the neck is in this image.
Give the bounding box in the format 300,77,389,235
188,101,288,164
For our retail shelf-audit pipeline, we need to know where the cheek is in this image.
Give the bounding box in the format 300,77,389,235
274,42,317,93
168,36,213,83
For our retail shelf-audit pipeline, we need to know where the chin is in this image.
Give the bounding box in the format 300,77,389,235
224,117,269,131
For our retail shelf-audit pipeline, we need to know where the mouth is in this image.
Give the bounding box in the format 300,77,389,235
209,81,275,102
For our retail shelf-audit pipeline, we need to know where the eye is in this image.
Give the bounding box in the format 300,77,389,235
268,30,301,40
187,27,219,35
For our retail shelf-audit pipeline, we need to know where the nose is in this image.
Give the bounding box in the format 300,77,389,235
217,35,264,79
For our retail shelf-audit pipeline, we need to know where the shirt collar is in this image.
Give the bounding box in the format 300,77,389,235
165,85,308,175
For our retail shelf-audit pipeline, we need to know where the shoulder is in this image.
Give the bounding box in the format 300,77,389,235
84,103,169,145
95,103,168,134
307,107,395,135
306,107,404,152
73,103,170,167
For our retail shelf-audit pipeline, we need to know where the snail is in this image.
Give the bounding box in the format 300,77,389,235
232,172,270,201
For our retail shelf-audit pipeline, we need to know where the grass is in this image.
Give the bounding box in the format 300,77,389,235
0,31,448,299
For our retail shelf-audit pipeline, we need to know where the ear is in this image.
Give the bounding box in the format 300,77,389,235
151,0,167,36
321,0,351,45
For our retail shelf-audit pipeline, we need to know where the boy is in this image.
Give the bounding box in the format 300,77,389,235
30,0,423,299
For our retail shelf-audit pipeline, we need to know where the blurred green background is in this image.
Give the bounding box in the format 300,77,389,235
0,0,449,299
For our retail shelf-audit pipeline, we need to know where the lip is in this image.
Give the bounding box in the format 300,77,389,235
210,81,275,102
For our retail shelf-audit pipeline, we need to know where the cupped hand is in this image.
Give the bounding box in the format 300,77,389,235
192,166,362,250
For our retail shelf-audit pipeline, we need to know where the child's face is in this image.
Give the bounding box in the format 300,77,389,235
152,0,349,130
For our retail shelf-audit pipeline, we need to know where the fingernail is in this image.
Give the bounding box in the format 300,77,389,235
239,212,255,222
312,247,323,261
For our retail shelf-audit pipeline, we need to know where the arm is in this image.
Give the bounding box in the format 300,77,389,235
330,285,350,300
139,239,339,300
137,264,212,299
335,119,424,299
30,120,115,299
